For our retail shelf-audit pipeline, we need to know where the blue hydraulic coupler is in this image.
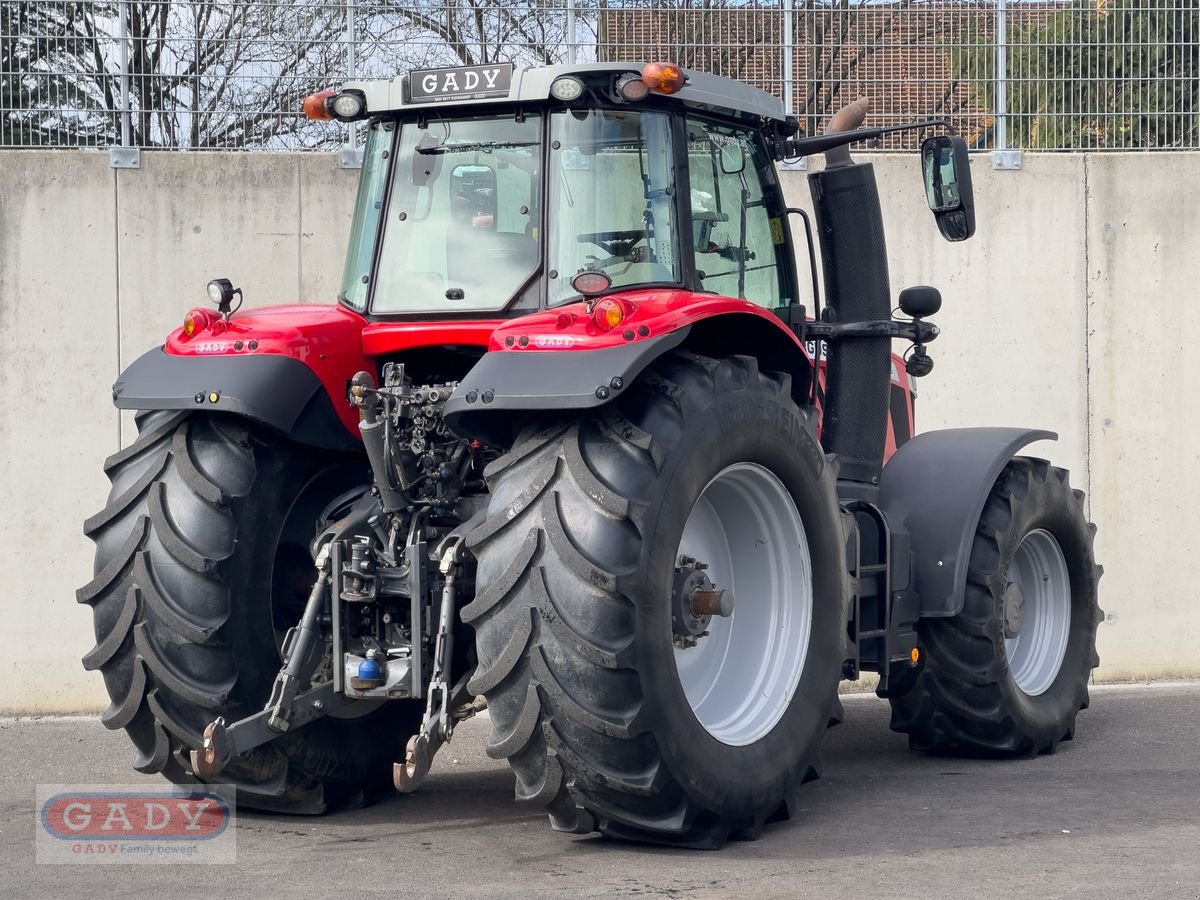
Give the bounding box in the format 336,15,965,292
357,655,383,683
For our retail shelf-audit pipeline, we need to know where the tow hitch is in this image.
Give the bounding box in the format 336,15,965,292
190,520,486,788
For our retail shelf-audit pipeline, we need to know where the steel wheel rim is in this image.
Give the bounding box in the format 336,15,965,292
1005,528,1072,697
673,463,813,747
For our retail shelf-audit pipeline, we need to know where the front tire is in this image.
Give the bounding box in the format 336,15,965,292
466,352,850,847
888,458,1102,756
79,411,421,812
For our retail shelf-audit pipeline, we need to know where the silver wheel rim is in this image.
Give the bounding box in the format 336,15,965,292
1005,528,1072,697
673,463,813,747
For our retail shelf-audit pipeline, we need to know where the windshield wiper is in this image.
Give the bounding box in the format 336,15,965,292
416,140,538,155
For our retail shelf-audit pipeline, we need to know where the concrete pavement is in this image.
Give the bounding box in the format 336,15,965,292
2,682,1197,899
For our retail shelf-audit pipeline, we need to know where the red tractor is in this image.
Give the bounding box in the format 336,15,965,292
80,62,1100,848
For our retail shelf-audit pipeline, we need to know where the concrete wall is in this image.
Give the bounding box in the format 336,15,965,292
0,149,1194,713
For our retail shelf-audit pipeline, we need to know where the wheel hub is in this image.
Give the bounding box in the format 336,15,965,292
671,560,735,649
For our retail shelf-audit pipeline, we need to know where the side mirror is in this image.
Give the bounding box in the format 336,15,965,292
921,135,975,242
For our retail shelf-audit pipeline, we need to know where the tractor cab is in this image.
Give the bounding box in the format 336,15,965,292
313,63,812,320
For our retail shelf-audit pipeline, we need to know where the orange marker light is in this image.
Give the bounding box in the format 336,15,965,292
303,89,336,120
910,647,920,664
182,308,212,338
641,62,686,95
592,298,625,332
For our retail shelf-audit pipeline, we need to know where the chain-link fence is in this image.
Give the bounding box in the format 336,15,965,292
2,1,1197,151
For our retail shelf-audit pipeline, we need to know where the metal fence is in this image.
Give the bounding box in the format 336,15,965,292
2,1,1197,152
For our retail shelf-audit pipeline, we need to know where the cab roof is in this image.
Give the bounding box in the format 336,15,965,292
344,62,787,126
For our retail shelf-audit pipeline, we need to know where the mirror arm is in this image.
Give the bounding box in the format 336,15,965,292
773,119,952,161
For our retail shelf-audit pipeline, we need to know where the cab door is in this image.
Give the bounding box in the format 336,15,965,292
682,116,800,310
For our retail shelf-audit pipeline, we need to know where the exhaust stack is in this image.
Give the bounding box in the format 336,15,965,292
808,99,893,485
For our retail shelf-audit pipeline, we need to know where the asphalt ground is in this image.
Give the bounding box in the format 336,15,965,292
2,682,1197,899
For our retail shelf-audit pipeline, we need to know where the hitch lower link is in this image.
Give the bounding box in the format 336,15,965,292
190,535,483,793
190,543,354,779
393,535,474,793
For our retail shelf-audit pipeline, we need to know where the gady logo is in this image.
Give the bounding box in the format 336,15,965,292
36,786,235,864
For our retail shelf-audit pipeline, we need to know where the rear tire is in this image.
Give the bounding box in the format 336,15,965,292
466,352,849,847
888,458,1102,756
79,411,422,812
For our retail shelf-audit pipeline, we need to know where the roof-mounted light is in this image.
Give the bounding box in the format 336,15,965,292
330,90,366,120
550,76,584,102
615,72,649,102
303,89,367,122
303,89,335,120
641,62,686,95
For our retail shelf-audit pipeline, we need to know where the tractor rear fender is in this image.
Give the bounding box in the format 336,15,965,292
113,347,363,451
112,303,377,452
443,327,692,446
878,427,1057,618
442,304,822,447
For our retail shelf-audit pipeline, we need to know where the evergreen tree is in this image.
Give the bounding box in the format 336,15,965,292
955,0,1200,149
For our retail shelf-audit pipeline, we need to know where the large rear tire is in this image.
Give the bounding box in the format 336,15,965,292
888,458,1102,756
466,352,849,847
79,411,422,812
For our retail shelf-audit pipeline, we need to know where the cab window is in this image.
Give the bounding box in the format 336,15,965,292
686,118,789,308
372,114,541,314
547,109,679,305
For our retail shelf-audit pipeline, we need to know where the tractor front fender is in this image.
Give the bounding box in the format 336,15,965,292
443,327,690,446
879,427,1056,618
113,348,361,451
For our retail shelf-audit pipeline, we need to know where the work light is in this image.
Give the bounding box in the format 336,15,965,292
550,76,584,101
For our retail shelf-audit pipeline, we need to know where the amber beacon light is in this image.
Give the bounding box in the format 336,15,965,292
303,89,336,120
641,62,687,95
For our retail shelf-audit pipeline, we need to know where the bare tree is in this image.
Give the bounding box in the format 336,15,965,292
2,1,112,145
359,1,579,72
7,1,589,148
6,0,982,151
6,1,348,149
952,0,1200,150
